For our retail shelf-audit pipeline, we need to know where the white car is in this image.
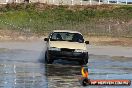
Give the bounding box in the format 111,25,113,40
44,30,89,65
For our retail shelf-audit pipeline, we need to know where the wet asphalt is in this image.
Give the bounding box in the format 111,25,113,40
0,40,132,88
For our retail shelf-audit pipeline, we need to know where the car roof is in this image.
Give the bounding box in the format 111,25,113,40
53,30,82,34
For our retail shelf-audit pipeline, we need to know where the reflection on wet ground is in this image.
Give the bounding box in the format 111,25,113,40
0,63,47,88
45,64,81,88
0,41,132,88
0,48,47,88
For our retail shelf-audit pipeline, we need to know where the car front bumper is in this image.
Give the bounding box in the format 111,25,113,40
48,50,88,60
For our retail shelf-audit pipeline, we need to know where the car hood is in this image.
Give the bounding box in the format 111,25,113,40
49,41,87,50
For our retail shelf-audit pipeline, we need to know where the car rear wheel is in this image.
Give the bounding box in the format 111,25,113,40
45,51,54,64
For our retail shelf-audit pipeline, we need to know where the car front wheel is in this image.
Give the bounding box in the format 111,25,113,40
79,53,88,65
45,51,54,64
79,59,88,65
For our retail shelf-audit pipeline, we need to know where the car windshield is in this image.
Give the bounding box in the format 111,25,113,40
50,32,84,43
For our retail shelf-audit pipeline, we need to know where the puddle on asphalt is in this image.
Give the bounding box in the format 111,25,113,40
0,42,132,88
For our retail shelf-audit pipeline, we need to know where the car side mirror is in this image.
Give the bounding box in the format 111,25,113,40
44,38,49,41
85,41,89,44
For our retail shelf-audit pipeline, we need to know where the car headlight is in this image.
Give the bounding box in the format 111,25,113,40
49,47,60,51
74,49,87,52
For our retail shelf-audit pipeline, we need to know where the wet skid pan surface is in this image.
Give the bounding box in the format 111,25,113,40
0,42,47,88
0,48,81,88
0,41,132,88
46,55,132,88
0,63,47,88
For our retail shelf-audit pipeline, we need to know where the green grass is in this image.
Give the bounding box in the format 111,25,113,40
0,3,132,37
